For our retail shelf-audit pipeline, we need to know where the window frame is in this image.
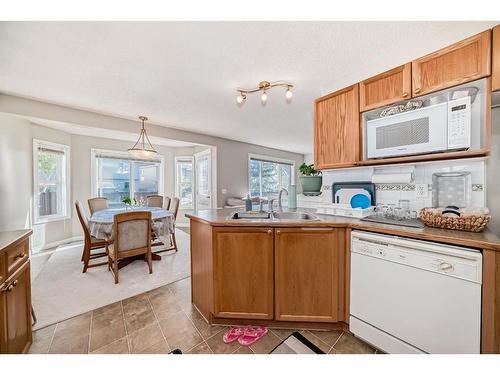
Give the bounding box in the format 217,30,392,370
90,148,165,205
33,139,71,224
174,156,195,209
247,153,295,198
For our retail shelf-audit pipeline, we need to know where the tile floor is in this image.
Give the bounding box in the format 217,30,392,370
29,276,378,354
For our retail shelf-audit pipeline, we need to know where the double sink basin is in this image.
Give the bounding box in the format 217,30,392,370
229,211,320,222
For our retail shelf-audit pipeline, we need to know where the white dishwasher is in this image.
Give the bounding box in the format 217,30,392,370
350,230,482,354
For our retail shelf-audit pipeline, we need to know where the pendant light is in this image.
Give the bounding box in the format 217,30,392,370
128,116,157,159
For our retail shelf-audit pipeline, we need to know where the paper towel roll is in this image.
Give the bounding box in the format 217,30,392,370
371,173,413,184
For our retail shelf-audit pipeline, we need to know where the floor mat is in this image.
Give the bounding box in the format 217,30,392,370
31,229,191,329
270,332,326,354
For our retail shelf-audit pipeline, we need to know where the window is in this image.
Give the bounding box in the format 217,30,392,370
248,154,294,198
175,157,194,209
33,140,70,223
92,149,164,207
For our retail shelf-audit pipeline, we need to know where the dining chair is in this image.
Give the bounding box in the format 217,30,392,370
164,196,172,210
146,194,164,208
153,197,180,253
75,200,108,273
168,197,180,252
88,197,109,215
107,211,153,284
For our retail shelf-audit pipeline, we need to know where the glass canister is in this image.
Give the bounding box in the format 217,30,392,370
432,172,471,208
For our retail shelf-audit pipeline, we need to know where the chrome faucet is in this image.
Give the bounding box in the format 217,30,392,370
268,198,276,213
278,188,288,211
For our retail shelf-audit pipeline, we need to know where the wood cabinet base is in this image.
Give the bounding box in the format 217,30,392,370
210,315,348,332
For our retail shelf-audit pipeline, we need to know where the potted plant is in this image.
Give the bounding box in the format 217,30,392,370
299,163,322,196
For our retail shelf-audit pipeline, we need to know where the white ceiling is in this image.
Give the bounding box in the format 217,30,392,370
0,21,497,154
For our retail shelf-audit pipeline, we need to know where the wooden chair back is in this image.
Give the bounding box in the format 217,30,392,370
88,197,108,215
146,195,164,208
164,196,172,210
112,211,152,259
170,197,180,220
75,200,91,240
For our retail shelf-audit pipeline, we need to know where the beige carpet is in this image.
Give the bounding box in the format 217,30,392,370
31,229,191,330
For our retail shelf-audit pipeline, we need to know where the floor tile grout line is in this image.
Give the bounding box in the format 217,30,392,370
120,301,132,354
328,331,344,353
146,293,172,352
308,329,342,353
87,312,93,354
46,322,58,354
176,307,212,353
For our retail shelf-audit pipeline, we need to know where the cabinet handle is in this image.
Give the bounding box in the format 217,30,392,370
414,87,421,94
276,230,281,235
14,252,25,260
402,92,409,98
267,229,273,234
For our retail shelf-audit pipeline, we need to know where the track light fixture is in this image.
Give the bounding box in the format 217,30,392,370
236,81,294,106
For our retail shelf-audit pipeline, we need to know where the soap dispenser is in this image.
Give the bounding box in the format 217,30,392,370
244,195,252,211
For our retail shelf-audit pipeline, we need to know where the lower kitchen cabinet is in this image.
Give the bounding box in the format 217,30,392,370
274,227,343,322
0,230,33,354
0,261,32,354
213,227,274,320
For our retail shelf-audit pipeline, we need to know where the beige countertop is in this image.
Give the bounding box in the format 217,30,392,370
186,208,500,251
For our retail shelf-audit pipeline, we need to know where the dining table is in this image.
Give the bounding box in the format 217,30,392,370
88,206,175,268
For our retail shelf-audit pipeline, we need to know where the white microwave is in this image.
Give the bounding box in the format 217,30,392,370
366,97,471,159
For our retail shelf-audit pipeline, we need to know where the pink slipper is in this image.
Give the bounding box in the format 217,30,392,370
223,327,245,344
238,326,268,346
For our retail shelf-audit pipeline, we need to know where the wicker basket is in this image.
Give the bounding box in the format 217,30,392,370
419,208,491,233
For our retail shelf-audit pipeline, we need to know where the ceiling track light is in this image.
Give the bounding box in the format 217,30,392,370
236,80,293,105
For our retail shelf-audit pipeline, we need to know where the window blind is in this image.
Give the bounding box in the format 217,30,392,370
249,157,294,166
94,153,161,163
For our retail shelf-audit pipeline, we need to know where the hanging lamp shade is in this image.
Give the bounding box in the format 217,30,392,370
128,116,157,159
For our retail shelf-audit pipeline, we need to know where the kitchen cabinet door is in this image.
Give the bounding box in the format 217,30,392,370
213,227,274,320
275,228,342,322
359,63,412,111
0,261,32,354
314,84,360,169
493,26,500,92
412,30,491,96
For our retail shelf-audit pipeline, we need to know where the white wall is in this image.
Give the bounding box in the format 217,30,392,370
0,114,32,232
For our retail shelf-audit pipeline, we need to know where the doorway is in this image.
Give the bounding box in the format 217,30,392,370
194,148,215,209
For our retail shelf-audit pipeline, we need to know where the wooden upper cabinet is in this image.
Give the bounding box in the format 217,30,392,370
314,84,360,170
212,227,274,320
412,30,491,96
493,26,500,92
359,63,412,112
275,228,341,322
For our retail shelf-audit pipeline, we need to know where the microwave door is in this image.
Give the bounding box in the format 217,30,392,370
366,103,448,159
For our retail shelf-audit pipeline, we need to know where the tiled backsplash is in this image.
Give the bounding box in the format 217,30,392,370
319,158,486,212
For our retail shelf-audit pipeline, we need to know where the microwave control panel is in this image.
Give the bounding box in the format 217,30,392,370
447,96,471,150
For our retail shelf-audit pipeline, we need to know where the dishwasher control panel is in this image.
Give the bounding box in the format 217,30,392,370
351,231,482,283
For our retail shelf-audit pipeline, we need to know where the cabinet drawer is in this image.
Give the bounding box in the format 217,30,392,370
5,240,29,277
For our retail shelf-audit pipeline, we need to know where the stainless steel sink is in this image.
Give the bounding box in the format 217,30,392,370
229,212,271,220
229,211,320,221
271,212,320,221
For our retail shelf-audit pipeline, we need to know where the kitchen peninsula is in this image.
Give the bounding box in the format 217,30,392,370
187,208,500,354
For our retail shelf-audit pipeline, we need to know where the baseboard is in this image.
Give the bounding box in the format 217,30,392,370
32,236,83,253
